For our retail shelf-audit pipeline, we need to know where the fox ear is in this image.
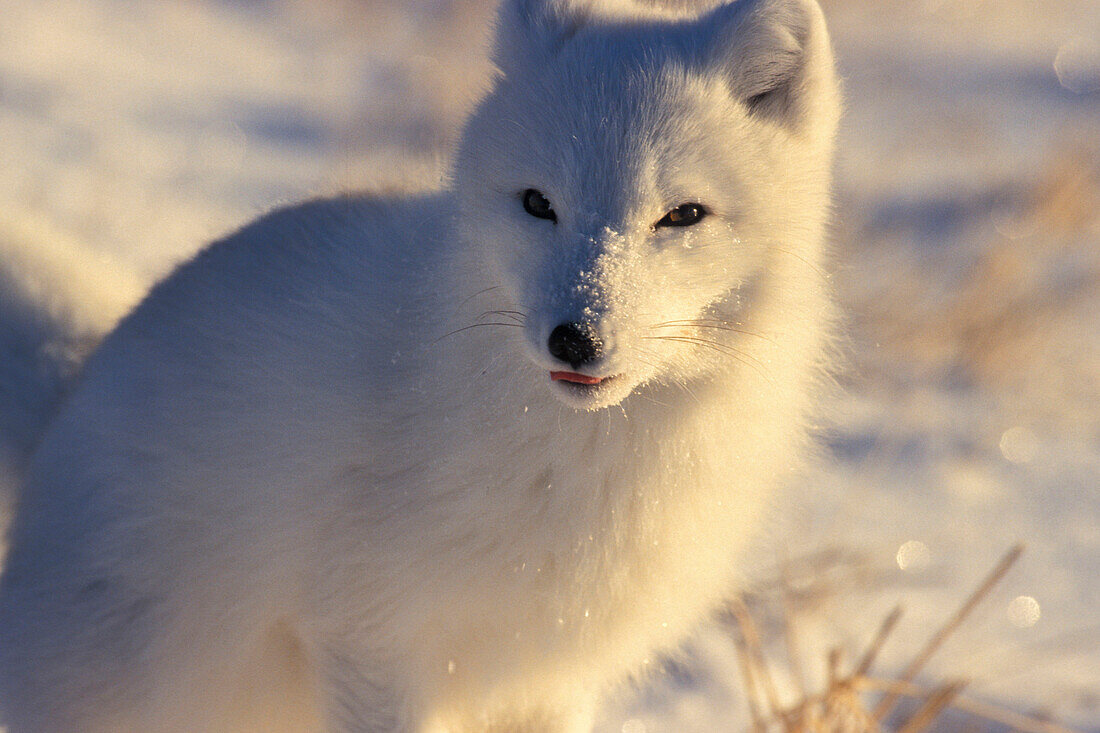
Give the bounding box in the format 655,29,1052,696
491,0,591,70
701,0,835,125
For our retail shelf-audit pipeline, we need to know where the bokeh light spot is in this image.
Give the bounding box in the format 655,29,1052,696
1055,37,1100,94
999,426,1037,464
1008,595,1041,628
896,540,931,571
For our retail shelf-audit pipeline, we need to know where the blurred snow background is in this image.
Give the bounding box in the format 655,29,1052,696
0,0,1097,729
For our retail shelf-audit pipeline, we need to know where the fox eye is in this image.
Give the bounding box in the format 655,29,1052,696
656,203,706,228
522,189,556,222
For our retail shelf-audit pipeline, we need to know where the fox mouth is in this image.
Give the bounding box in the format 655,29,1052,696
550,371,610,386
550,370,623,397
546,369,636,409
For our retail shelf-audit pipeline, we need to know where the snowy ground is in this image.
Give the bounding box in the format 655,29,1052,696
0,0,1097,729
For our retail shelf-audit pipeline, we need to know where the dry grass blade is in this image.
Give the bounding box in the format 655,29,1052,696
827,647,843,689
727,544,1079,733
818,677,879,733
894,680,968,733
731,597,785,720
732,623,770,733
872,544,1025,721
782,560,810,702
859,678,1082,733
855,605,904,677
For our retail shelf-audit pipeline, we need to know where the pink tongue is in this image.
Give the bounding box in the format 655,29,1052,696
550,371,603,385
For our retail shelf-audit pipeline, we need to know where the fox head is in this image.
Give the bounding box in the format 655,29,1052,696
453,0,840,410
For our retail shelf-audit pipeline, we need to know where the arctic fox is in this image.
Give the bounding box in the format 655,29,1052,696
0,0,839,730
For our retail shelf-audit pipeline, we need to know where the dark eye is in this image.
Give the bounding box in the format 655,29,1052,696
522,189,556,222
655,203,707,228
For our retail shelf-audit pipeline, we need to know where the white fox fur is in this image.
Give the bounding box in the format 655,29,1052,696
0,0,839,730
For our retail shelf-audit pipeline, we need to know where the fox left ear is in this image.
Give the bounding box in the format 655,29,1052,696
700,0,837,127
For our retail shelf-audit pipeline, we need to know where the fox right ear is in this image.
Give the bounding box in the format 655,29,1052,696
700,0,837,128
490,0,592,70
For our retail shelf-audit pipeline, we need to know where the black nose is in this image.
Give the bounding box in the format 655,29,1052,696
547,323,603,369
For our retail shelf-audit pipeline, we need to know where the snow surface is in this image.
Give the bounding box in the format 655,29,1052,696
0,0,1097,729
